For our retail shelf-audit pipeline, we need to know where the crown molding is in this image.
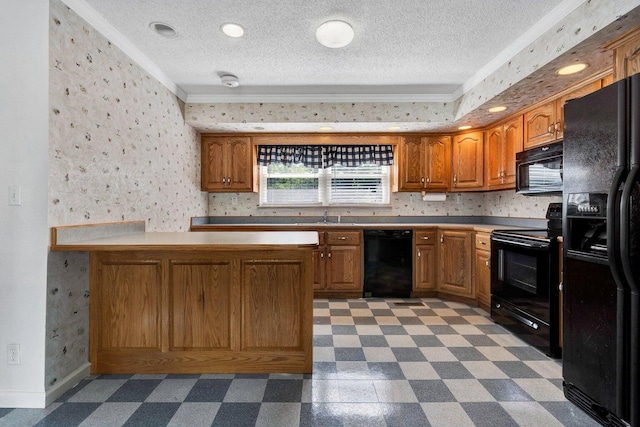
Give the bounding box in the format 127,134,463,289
185,92,455,104
60,0,187,101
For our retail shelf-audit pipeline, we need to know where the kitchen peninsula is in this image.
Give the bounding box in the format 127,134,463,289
51,221,318,374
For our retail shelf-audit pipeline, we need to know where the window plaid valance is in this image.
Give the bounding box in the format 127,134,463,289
257,145,394,168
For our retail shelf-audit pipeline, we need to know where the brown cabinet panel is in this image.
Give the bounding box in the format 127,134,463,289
399,136,425,191
610,27,640,81
425,136,451,190
415,230,436,244
485,116,523,189
474,249,491,308
415,244,436,291
438,230,473,297
502,116,523,185
94,258,162,350
169,260,234,351
312,248,325,290
326,231,360,246
327,245,362,290
242,260,304,350
201,136,253,192
485,126,503,187
524,102,556,149
452,131,484,189
554,81,602,140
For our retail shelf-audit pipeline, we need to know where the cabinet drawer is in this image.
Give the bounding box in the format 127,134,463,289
415,230,436,244
475,233,491,249
326,231,360,245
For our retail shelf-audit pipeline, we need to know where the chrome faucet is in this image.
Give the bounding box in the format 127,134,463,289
323,211,328,224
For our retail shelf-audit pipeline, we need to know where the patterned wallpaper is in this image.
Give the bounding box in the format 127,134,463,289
46,0,207,390
208,190,559,219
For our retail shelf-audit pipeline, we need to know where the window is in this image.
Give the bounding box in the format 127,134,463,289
257,144,394,206
259,163,390,206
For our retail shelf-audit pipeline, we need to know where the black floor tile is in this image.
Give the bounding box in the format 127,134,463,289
391,347,427,362
106,379,162,402
411,335,445,347
184,379,233,402
262,379,303,402
479,379,533,402
122,402,180,427
493,361,542,378
331,325,357,335
410,380,456,402
314,335,334,346
212,402,261,427
449,347,488,361
368,362,405,379
461,402,517,427
334,347,366,361
359,335,388,347
430,361,474,379
34,403,101,427
381,402,431,426
379,325,408,335
299,403,344,427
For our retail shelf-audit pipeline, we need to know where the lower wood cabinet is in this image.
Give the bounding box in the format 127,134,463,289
438,229,474,297
314,230,362,297
473,232,491,310
414,229,437,291
90,249,313,374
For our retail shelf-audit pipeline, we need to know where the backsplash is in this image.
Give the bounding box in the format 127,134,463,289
208,190,560,219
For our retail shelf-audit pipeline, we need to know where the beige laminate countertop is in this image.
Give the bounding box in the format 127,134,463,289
51,231,319,252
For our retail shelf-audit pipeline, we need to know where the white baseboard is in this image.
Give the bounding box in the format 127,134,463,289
45,362,91,407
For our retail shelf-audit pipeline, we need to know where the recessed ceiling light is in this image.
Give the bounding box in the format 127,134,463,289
221,23,245,38
149,22,177,38
319,126,333,131
557,63,588,75
488,106,507,113
458,125,472,130
388,126,401,131
316,20,354,48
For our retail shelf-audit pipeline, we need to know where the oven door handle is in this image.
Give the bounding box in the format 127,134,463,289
494,303,540,330
490,237,547,249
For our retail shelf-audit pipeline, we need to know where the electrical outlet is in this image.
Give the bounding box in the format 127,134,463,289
8,185,22,206
7,344,20,365
409,194,415,204
231,196,238,206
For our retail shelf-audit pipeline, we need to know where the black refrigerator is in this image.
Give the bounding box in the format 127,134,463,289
562,73,639,426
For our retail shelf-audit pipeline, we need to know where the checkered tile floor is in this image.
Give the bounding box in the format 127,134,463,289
0,298,598,426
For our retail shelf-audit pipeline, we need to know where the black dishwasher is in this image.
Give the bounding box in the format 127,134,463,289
363,230,413,298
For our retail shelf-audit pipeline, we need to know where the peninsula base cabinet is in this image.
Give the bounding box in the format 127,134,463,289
90,249,313,374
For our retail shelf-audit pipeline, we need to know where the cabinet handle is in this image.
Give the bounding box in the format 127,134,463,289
417,249,421,258
338,236,347,240
421,177,425,184
548,124,553,134
222,177,227,184
227,176,231,185
453,175,457,185
440,235,444,244
421,236,430,240
480,241,487,245
328,252,332,258
426,176,431,184
485,260,490,267
559,281,563,291
320,252,324,258
555,122,560,134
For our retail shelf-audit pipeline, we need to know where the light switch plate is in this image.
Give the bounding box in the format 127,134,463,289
8,185,22,206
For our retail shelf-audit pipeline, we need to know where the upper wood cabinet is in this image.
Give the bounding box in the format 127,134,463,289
452,131,484,190
201,136,253,192
607,27,640,81
524,80,603,149
399,136,451,191
485,116,523,189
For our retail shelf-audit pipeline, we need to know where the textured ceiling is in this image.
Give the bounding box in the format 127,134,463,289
64,0,640,132
78,0,565,98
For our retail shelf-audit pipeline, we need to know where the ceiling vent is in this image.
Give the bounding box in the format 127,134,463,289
221,75,240,88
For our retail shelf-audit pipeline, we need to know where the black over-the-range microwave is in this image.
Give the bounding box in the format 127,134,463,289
515,141,563,195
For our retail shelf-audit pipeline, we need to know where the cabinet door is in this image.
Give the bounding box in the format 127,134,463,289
326,245,362,291
452,131,484,189
399,136,425,191
202,137,226,190
502,116,523,186
425,136,451,190
438,230,473,297
312,247,326,290
484,125,503,187
474,249,491,308
555,81,602,140
226,137,253,191
415,244,436,290
612,28,640,81
524,102,556,149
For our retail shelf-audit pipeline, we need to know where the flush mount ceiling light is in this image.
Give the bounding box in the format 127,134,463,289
149,22,177,38
316,20,354,48
387,126,401,131
319,126,333,131
221,23,245,38
458,125,472,130
221,74,240,88
488,106,507,113
557,63,588,75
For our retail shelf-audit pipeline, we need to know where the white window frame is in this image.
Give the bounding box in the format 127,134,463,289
259,163,390,207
